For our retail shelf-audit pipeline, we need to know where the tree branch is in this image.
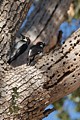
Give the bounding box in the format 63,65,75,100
1,0,79,120
43,107,56,118
1,28,80,120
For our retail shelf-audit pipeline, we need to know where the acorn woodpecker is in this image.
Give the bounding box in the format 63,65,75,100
27,42,45,65
7,34,31,64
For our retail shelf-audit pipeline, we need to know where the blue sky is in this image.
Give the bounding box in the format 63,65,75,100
43,100,80,120
18,3,35,33
43,104,60,120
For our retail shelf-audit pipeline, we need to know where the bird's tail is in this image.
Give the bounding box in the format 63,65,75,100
7,57,15,64
7,58,12,64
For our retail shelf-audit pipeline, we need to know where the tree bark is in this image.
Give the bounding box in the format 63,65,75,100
1,0,80,120
0,0,33,75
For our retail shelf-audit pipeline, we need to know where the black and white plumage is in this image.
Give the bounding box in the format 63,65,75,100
7,34,31,64
27,42,45,65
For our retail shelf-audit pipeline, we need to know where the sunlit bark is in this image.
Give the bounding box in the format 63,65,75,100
1,0,79,120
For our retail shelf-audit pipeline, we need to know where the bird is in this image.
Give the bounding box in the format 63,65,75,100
7,34,31,64
27,42,46,65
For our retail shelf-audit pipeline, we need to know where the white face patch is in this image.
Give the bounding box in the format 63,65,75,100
40,44,43,47
29,49,32,56
39,52,43,56
24,38,27,42
38,51,41,54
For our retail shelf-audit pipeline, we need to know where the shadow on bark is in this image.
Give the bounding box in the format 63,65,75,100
7,0,68,67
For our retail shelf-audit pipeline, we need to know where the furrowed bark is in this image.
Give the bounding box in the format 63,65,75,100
1,0,80,120
0,0,33,75
1,29,80,120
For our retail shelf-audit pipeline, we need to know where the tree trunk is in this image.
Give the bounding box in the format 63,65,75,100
0,0,33,76
1,0,80,120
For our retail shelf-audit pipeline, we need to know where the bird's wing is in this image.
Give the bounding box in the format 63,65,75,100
29,46,43,57
15,41,26,49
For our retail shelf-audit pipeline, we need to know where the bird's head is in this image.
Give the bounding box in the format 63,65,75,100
25,37,31,45
36,42,46,48
20,34,31,44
